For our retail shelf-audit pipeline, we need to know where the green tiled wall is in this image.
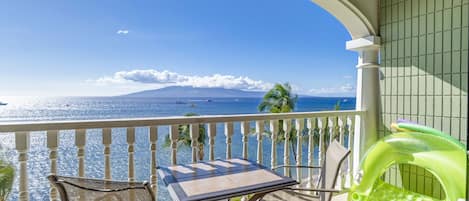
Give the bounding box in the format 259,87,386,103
379,0,468,199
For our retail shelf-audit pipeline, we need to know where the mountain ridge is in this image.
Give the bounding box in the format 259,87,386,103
121,86,268,98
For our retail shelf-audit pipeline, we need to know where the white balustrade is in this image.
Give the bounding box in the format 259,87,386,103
0,110,363,199
295,119,304,182
283,119,291,177
306,118,316,188
127,127,135,182
169,125,179,165
75,129,86,177
317,117,325,181
190,124,199,162
224,122,233,159
15,132,29,201
255,121,264,164
347,116,355,187
149,126,158,199
269,120,278,168
338,116,346,145
102,128,112,180
241,121,249,159
47,130,59,201
207,123,216,161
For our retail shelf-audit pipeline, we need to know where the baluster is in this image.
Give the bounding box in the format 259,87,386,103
255,121,264,164
224,122,234,159
338,116,346,145
207,123,216,161
328,117,338,145
102,128,112,179
270,120,278,168
295,119,304,182
127,127,135,182
47,130,59,201
75,129,86,177
283,119,291,177
15,131,29,201
190,124,200,162
317,117,325,184
347,116,355,188
241,121,250,159
75,129,87,201
149,126,158,199
306,118,315,188
169,125,179,165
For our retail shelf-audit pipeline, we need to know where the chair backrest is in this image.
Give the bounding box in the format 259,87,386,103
48,175,155,201
319,140,351,201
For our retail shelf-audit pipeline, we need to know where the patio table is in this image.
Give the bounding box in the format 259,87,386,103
157,158,298,201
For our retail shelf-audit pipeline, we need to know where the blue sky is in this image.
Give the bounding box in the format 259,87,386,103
0,0,357,97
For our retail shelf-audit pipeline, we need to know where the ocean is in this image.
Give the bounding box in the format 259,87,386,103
0,97,355,200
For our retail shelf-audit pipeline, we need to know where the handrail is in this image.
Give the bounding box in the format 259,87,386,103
0,110,364,132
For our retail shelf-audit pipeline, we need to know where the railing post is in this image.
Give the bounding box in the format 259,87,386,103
346,36,380,178
102,128,112,180
149,126,158,199
127,127,135,182
47,130,59,201
295,119,304,182
15,131,29,201
207,123,216,161
75,129,86,177
224,122,234,159
283,119,291,177
270,120,278,168
241,121,250,159
306,118,316,188
169,125,179,165
255,121,264,164
190,124,200,162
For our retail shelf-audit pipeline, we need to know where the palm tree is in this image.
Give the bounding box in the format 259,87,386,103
258,83,300,162
258,83,297,113
164,113,207,161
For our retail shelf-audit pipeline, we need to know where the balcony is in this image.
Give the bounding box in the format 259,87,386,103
0,110,364,201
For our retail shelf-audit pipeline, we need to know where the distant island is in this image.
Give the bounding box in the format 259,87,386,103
121,86,267,98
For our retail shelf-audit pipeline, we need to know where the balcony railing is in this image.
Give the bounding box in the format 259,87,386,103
0,110,364,201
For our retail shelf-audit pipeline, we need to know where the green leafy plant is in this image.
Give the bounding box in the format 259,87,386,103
0,157,14,201
164,113,207,160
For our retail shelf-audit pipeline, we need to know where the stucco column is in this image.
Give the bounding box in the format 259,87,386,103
346,36,381,177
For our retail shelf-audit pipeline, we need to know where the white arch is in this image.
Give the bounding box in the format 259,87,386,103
311,0,378,39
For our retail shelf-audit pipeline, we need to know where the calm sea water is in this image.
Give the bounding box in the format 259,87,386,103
0,97,355,201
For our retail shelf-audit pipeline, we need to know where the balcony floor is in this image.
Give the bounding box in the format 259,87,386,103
261,191,348,201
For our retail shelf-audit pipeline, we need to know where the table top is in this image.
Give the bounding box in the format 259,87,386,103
157,158,298,201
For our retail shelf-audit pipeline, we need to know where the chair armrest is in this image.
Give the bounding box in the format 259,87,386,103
285,187,341,193
271,165,322,170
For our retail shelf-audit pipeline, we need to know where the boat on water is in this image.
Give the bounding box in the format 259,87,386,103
0,101,7,106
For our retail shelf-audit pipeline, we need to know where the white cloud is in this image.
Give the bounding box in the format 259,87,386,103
308,83,355,96
116,29,129,35
93,69,274,91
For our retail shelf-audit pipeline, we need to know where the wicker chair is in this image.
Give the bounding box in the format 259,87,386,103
251,140,351,201
47,175,155,201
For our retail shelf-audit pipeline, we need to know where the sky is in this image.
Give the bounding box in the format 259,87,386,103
0,0,358,97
